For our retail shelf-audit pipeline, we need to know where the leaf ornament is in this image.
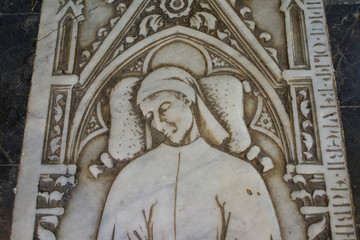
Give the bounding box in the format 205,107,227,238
190,12,217,32
139,14,164,37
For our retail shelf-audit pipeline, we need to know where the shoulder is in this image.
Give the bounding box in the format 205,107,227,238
213,148,259,173
117,144,167,173
209,148,267,187
110,144,173,186
211,151,272,203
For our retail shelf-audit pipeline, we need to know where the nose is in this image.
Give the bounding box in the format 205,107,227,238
152,114,172,135
152,114,165,129
159,113,167,123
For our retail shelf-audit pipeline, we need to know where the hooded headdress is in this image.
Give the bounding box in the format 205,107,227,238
91,65,252,178
137,66,230,147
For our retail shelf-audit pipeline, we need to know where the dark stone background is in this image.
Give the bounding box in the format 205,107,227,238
326,2,360,237
0,0,359,239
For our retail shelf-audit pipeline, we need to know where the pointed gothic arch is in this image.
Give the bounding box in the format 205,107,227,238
53,0,84,74
281,0,309,69
78,0,283,88
67,26,295,165
55,10,75,73
11,1,354,239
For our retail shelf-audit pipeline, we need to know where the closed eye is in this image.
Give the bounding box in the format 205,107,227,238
158,102,171,114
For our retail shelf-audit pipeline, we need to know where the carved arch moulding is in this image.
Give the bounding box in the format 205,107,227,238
12,0,357,240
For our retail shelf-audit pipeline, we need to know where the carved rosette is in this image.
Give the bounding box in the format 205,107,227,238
126,57,144,72
79,98,109,154
5,0,356,238
77,0,283,72
160,0,194,18
210,53,228,68
250,96,282,148
82,106,103,140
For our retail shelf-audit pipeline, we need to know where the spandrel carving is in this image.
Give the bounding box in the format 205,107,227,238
11,0,357,240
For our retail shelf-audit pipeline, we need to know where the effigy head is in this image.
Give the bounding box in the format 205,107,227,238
137,66,229,146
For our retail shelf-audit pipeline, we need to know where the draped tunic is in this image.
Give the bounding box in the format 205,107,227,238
97,138,282,240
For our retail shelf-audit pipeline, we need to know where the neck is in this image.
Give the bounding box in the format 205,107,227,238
182,117,200,145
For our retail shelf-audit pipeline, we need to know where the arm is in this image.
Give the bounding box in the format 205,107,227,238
221,163,282,240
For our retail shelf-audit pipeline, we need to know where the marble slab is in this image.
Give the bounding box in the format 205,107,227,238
11,0,357,239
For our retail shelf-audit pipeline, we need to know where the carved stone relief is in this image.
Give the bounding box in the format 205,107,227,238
11,0,356,240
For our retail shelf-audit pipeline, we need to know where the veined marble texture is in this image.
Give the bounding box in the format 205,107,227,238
10,0,357,239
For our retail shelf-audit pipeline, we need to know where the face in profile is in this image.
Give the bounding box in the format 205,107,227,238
140,90,194,145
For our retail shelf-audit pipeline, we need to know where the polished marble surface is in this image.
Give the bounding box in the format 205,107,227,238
326,4,360,106
0,166,17,238
0,14,40,165
0,0,359,239
0,0,42,14
0,7,40,239
340,107,360,222
326,3,360,236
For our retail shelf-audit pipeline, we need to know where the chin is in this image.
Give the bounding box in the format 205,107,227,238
167,134,186,145
168,138,182,145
